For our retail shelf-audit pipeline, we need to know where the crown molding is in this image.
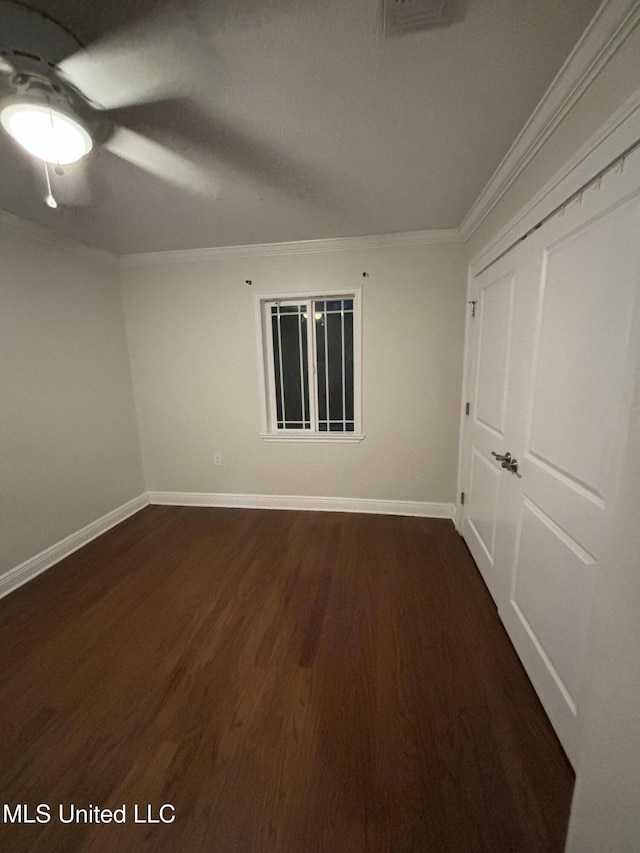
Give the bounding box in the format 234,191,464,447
469,85,640,273
459,0,640,241
119,229,462,267
0,208,119,266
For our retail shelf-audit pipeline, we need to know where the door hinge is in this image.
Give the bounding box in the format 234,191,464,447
461,491,465,505
468,300,477,318
465,402,470,416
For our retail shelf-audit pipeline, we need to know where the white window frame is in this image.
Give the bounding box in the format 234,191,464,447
255,288,364,442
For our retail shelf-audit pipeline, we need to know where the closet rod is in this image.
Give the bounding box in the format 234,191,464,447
477,135,640,276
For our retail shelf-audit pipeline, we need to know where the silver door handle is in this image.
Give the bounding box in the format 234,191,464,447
491,451,511,462
501,457,521,477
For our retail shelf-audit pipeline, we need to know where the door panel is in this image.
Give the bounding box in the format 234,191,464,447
512,497,596,712
522,460,605,562
467,449,500,562
461,147,640,766
475,272,513,435
528,207,638,496
462,255,520,602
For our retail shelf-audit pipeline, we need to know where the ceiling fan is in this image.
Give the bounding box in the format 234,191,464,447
0,0,212,208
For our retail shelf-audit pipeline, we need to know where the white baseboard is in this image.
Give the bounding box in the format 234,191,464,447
0,492,453,601
148,491,455,519
0,494,149,601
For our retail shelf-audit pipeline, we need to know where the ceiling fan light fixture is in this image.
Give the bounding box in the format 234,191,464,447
0,101,93,165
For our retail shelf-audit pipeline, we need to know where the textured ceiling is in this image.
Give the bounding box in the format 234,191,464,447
0,0,602,254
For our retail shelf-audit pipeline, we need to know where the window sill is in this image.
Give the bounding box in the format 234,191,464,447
260,433,365,444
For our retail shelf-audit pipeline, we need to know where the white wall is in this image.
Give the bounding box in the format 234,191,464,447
0,223,145,577
121,242,467,505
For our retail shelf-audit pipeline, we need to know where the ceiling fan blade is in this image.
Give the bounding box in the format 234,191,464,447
103,126,217,196
58,44,174,111
105,98,331,205
57,8,214,111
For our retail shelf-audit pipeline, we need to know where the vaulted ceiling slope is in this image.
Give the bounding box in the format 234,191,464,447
0,0,603,254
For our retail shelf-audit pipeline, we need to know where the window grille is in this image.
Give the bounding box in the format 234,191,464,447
258,291,362,441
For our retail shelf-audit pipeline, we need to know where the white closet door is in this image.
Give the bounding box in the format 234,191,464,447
461,247,524,606
462,148,640,765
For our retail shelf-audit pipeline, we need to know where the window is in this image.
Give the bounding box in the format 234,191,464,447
257,290,363,441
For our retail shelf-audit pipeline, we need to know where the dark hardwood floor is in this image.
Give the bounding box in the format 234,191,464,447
0,507,574,852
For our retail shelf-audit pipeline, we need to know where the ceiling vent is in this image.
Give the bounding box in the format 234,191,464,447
383,0,453,37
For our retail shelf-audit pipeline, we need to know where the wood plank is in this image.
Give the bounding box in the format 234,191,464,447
0,507,573,852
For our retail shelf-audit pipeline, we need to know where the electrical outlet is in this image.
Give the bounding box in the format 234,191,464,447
214,453,222,467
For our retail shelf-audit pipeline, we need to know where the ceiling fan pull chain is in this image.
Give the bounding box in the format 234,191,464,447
44,160,58,209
